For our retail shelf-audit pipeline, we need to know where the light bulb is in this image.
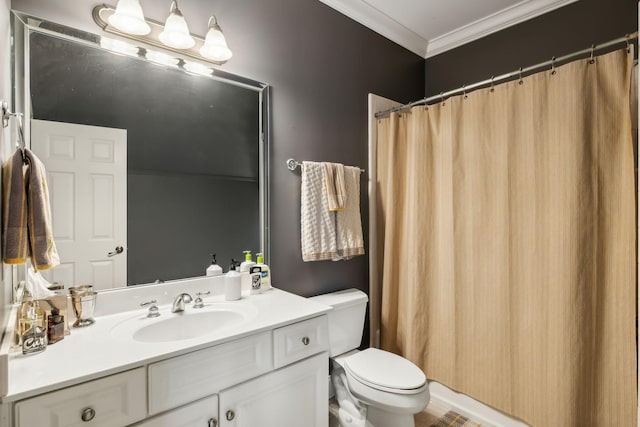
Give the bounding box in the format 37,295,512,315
200,16,233,62
108,0,150,35
183,61,213,76
159,1,195,49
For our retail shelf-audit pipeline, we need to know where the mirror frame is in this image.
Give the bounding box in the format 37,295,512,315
10,10,271,295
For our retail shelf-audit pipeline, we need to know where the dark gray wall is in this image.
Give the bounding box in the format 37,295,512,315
13,0,425,300
425,0,637,96
128,172,259,285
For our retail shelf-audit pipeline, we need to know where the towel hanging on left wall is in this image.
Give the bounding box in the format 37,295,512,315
3,147,60,270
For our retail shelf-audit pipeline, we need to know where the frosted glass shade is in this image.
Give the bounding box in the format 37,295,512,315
108,0,150,35
200,17,232,62
159,3,195,49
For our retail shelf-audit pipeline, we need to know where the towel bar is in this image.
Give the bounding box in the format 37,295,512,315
286,158,365,173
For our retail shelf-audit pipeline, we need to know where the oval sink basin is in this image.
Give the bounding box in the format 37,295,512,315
134,310,244,343
111,303,257,343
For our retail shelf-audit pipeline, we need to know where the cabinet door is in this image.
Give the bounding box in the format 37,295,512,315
130,395,218,427
219,352,328,427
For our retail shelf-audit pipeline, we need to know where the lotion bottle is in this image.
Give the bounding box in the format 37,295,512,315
255,253,271,291
239,250,255,273
206,253,223,276
224,260,241,301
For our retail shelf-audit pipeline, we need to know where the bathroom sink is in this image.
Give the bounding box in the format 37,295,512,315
111,303,257,343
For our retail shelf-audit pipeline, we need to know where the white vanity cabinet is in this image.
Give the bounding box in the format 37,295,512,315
5,290,329,427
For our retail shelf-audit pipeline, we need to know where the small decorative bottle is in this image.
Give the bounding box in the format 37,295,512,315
47,308,65,344
22,307,47,355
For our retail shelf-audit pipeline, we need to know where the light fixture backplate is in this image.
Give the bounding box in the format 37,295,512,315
92,4,227,66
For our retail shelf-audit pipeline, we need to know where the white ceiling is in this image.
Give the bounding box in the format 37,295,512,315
318,0,579,58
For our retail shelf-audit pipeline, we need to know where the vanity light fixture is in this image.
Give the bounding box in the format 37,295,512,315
183,60,213,76
200,16,232,62
158,1,195,50
146,50,180,67
99,37,140,57
108,0,150,35
92,3,233,66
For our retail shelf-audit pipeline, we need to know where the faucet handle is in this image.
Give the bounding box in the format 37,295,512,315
193,291,210,309
140,300,160,317
140,300,157,306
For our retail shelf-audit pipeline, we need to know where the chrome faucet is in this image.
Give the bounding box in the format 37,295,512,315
171,293,193,313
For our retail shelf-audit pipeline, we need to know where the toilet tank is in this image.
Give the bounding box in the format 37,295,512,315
309,289,368,357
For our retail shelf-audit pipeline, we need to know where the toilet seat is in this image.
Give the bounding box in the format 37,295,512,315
343,348,427,395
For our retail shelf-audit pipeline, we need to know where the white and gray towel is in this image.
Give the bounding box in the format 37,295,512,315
301,161,364,262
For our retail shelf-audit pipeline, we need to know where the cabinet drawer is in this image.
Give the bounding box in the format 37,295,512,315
273,315,328,368
14,367,146,427
148,331,272,415
131,395,218,427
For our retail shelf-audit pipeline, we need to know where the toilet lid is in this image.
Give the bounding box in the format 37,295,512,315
344,348,426,392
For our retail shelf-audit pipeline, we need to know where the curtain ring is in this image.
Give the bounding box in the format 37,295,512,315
440,92,445,106
589,44,595,64
462,84,468,99
518,67,523,85
626,34,631,53
490,76,495,92
550,56,557,75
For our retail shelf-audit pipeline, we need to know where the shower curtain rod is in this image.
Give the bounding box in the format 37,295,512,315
375,32,638,118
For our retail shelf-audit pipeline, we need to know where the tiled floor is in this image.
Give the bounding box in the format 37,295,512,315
415,400,482,427
330,399,483,427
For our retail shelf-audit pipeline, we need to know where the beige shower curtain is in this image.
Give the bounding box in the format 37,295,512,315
376,48,637,426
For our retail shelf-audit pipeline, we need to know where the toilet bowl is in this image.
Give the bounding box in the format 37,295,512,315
310,289,430,427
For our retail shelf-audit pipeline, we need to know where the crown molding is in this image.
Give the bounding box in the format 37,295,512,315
317,0,429,57
317,0,579,59
425,0,579,58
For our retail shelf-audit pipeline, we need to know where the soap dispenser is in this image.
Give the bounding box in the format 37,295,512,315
225,259,241,301
255,253,271,291
206,253,223,277
239,250,256,273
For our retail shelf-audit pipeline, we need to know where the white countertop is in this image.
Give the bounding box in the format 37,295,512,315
3,287,331,402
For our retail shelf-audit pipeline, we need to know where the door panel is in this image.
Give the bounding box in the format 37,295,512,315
31,119,127,290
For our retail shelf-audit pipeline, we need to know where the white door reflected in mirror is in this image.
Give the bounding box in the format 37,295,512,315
31,119,127,290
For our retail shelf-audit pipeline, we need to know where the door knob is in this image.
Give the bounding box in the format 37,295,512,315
107,246,124,257
226,410,235,421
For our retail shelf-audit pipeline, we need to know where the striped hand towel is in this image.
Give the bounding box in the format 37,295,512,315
2,149,59,270
24,148,59,270
323,162,346,211
335,166,364,259
2,150,28,264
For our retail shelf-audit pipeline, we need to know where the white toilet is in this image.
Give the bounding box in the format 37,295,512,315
310,289,430,427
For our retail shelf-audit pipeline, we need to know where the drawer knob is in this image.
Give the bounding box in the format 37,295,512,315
81,407,96,422
226,410,235,421
302,336,310,346
208,417,218,427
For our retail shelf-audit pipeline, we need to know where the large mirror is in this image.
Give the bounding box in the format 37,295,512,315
11,11,270,291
